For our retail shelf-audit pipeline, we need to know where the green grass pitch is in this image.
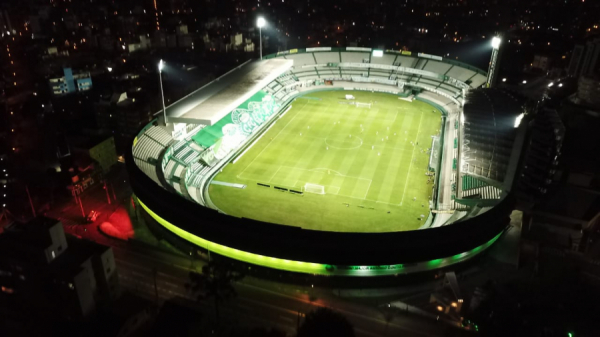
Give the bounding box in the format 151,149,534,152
208,90,442,232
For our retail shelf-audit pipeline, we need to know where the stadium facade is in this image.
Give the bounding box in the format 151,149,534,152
127,47,528,276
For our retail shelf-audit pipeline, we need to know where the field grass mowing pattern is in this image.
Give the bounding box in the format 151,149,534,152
209,91,441,232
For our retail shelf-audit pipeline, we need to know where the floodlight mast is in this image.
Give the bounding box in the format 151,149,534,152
257,17,266,60
486,36,502,88
158,60,167,125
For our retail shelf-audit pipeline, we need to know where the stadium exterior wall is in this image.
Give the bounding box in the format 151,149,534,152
127,145,512,276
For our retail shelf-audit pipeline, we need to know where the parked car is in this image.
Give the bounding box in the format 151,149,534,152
87,210,100,222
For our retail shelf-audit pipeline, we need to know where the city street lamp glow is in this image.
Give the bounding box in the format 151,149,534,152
257,17,266,28
491,37,501,49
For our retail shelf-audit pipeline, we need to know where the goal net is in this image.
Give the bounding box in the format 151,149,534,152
355,102,372,108
304,183,325,195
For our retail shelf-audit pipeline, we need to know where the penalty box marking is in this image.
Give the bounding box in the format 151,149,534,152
236,100,312,180
269,166,372,200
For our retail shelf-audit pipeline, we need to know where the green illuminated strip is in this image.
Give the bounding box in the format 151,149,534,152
138,198,503,276
139,199,328,274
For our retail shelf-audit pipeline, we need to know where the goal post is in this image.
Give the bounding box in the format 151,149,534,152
304,183,325,195
355,102,372,108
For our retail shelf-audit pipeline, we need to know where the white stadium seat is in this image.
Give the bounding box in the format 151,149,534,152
340,52,369,63
314,52,341,64
285,53,316,68
422,60,453,74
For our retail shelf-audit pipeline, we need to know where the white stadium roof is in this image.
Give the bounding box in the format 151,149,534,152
167,58,293,125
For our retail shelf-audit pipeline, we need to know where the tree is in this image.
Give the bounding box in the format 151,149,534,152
184,259,244,324
297,308,355,337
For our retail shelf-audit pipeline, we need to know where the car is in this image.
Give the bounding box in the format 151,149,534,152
87,210,100,222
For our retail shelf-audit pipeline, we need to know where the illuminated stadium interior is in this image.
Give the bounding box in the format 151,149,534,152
128,47,525,276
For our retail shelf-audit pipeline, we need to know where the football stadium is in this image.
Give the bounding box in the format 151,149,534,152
127,46,527,276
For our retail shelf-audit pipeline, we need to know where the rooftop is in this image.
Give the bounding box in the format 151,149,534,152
48,236,110,279
0,217,59,251
167,58,293,125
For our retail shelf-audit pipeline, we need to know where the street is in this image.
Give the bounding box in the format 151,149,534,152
46,164,457,336
113,244,452,337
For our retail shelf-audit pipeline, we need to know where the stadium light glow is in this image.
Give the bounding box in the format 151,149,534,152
257,17,266,59
158,59,167,124
372,49,383,57
514,113,525,128
491,37,501,49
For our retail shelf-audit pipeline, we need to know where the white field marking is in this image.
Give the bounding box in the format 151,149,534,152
400,109,424,206
233,119,278,164
269,165,300,188
361,141,414,154
361,179,372,200
267,166,283,183
278,132,326,141
272,166,371,200
336,179,372,200
236,100,310,180
338,194,396,206
324,134,363,150
376,200,397,206
327,186,341,194
389,110,399,124
309,168,344,176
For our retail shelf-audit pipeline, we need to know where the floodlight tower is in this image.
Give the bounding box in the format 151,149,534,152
487,36,502,88
158,60,167,125
257,17,266,60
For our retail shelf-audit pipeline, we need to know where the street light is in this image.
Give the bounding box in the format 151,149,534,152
158,59,167,124
257,17,266,60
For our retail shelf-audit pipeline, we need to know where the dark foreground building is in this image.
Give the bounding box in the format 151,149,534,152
0,217,119,332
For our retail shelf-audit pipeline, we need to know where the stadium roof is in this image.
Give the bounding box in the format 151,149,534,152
167,58,293,126
461,89,527,183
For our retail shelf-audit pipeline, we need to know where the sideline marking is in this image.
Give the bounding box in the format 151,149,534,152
400,109,424,206
237,100,310,180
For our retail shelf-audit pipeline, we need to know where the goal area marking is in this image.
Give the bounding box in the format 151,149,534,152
304,183,325,195
355,102,372,108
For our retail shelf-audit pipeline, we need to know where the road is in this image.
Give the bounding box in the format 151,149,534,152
114,244,453,337
46,165,458,336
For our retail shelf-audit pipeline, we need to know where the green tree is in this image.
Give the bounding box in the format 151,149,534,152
297,307,355,337
184,260,244,324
